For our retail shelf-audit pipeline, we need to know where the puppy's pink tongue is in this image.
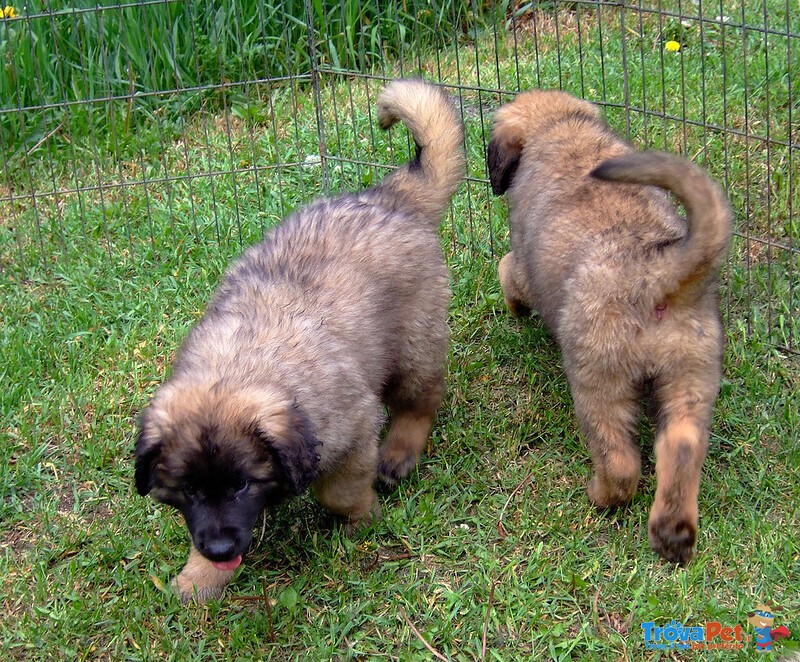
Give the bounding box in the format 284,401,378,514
212,555,242,571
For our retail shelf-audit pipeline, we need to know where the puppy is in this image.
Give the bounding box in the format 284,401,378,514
135,79,465,603
487,90,732,564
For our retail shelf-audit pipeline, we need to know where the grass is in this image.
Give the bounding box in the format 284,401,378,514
1,2,799,660
0,0,495,161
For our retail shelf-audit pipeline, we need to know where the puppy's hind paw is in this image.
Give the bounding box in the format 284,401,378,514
587,474,637,508
648,515,697,566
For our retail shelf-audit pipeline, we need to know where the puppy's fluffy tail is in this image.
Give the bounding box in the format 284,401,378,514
376,79,465,224
591,151,732,300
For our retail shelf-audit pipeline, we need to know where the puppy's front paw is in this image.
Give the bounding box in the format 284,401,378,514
498,253,531,318
344,496,381,536
504,296,531,319
171,573,227,605
379,448,420,486
171,545,237,604
649,514,697,565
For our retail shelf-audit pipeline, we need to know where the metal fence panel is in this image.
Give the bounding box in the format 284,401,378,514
1,1,797,351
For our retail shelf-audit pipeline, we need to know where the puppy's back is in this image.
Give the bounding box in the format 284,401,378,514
591,151,732,305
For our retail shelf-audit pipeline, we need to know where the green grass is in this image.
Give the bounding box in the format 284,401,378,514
2,2,799,660
0,0,496,162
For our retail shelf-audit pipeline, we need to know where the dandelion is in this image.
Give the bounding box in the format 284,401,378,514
665,40,681,53
1,5,16,18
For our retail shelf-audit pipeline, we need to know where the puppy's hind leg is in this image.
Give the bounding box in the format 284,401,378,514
648,370,717,565
313,441,381,534
379,370,445,486
499,252,531,318
569,374,642,508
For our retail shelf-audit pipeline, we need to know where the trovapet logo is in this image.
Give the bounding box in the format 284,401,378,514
641,620,748,651
642,602,792,653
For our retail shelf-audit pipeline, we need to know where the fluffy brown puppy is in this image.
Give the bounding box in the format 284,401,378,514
487,90,732,564
135,79,465,603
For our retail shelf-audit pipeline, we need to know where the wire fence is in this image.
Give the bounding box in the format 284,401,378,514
1,1,797,352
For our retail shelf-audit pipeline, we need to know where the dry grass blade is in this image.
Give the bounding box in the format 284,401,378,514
230,578,276,643
481,580,496,660
398,606,450,661
497,474,533,539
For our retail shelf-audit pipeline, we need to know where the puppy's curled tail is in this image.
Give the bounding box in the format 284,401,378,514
591,151,732,299
376,78,465,224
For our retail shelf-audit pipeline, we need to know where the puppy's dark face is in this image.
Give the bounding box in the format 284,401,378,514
135,385,320,565
142,428,288,564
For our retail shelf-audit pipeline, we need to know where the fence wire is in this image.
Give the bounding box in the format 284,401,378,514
1,1,797,352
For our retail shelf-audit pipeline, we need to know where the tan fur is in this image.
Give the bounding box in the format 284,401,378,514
171,544,237,604
136,79,465,603
488,89,732,565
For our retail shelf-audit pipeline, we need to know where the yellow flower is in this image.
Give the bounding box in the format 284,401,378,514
2,5,17,18
665,40,681,52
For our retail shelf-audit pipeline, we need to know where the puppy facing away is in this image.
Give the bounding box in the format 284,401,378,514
487,90,732,564
135,79,465,603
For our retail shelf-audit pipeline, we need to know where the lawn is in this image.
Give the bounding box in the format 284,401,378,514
1,2,799,660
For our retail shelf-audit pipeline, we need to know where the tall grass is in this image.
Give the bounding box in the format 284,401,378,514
0,0,498,164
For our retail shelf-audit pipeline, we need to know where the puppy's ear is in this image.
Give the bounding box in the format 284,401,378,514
134,420,162,496
258,402,321,495
487,114,524,195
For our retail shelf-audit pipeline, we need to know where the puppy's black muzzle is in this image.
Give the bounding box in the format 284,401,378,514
183,503,257,562
194,527,248,562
